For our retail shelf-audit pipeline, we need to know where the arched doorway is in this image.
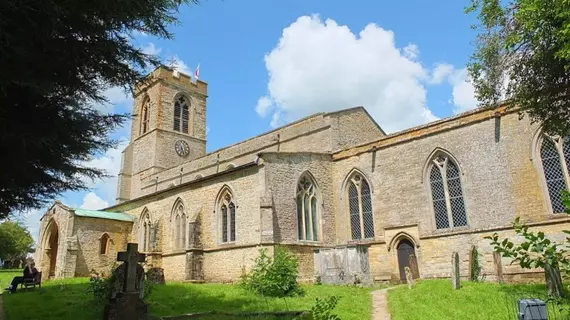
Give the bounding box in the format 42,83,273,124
396,239,418,282
43,220,59,278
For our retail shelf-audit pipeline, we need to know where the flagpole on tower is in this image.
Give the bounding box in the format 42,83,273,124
194,61,200,83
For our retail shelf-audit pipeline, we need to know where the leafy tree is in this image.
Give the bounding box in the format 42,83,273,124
0,0,197,217
240,246,304,299
466,0,570,136
0,220,35,263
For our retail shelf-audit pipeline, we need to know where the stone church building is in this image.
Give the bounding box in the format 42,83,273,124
35,66,570,283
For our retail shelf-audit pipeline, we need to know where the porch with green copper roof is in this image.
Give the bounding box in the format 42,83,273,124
73,208,135,222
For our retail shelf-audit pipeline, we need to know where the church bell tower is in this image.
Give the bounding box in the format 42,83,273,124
116,66,208,203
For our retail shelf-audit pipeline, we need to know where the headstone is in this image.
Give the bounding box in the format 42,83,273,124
451,252,460,290
493,251,504,284
405,267,414,289
544,263,565,298
146,267,165,285
103,243,148,320
408,254,419,279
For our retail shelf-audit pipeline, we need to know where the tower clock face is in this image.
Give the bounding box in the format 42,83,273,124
174,140,190,157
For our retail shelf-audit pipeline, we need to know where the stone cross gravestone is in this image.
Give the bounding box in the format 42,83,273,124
451,252,460,290
103,243,148,320
405,266,414,289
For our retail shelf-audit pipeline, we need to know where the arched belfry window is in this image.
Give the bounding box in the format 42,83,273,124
218,188,236,243
428,154,468,229
539,134,570,213
174,96,190,134
346,172,374,240
140,209,151,251
140,97,150,135
172,200,186,250
296,174,319,241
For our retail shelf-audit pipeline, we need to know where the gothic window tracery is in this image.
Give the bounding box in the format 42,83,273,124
218,189,236,243
296,174,319,241
172,201,186,250
140,209,151,251
346,172,374,240
174,96,190,134
428,154,468,229
539,134,570,213
141,98,150,135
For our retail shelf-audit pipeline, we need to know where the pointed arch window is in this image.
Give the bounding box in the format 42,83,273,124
174,96,190,134
141,98,150,135
429,155,468,229
347,173,374,240
100,233,110,255
218,189,236,243
296,174,319,241
172,201,186,249
539,134,570,213
140,210,151,251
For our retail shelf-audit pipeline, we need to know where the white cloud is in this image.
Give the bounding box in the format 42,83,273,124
169,56,191,76
93,86,133,114
142,42,162,56
449,68,477,113
270,111,283,128
133,30,148,38
83,138,129,204
256,15,437,133
403,44,420,60
429,63,455,85
80,192,109,210
255,96,273,117
429,64,478,114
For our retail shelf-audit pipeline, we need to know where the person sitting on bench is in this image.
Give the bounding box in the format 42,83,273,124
5,262,38,293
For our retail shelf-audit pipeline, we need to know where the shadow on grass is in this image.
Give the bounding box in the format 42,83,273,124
148,283,287,317
3,280,302,320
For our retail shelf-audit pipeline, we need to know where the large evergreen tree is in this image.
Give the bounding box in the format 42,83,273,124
466,0,570,135
0,0,196,217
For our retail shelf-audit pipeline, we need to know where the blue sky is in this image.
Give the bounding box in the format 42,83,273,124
21,0,481,240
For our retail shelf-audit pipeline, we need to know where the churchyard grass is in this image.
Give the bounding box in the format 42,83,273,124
2,277,374,320
388,279,570,320
0,270,22,291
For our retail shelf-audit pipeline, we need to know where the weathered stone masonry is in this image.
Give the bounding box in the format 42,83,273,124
36,66,570,284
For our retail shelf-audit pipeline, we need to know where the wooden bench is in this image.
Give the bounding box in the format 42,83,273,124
22,272,42,290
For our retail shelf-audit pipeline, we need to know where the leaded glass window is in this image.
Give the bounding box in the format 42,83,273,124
347,173,374,240
429,155,468,229
219,190,236,243
174,96,190,134
296,174,319,241
140,210,151,251
141,98,150,135
540,135,570,213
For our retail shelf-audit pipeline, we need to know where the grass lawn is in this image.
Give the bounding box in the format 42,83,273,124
0,270,22,291
2,277,375,320
388,279,570,320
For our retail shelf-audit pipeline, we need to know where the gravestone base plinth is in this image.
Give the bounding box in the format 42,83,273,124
104,292,148,320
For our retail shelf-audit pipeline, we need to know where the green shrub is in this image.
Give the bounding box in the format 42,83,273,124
86,275,111,301
305,296,341,320
240,246,304,298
